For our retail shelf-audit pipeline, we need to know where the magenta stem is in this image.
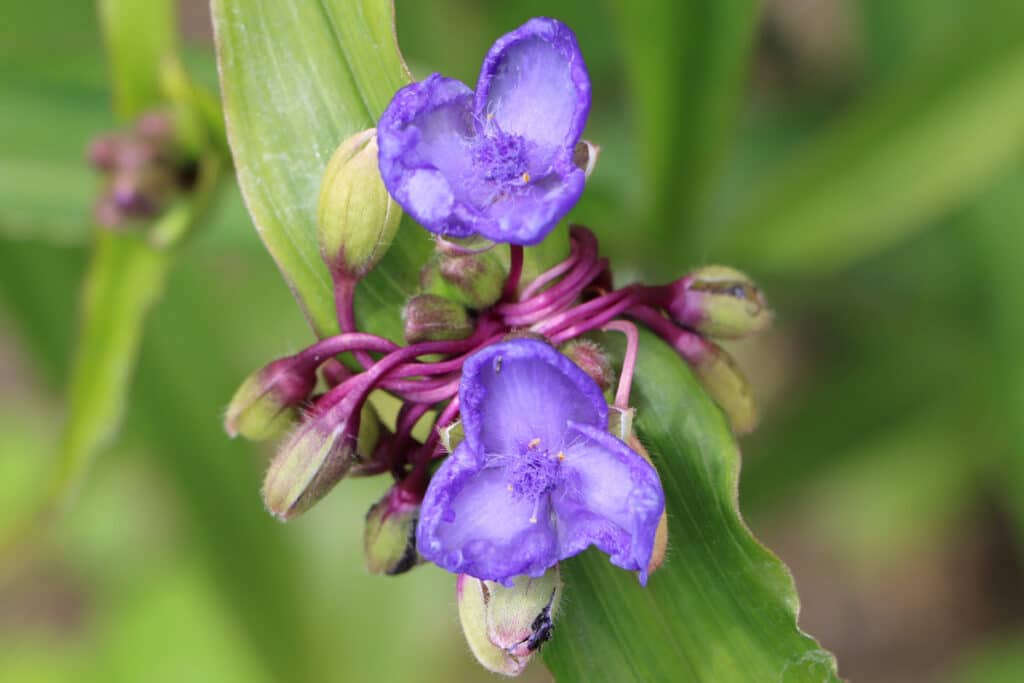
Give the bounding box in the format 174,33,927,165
334,277,376,369
602,320,639,409
502,245,524,301
496,229,599,318
627,304,709,362
292,332,399,372
531,286,633,336
548,290,642,345
519,238,581,301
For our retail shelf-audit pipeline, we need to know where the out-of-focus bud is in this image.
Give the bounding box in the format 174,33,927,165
573,140,600,179
402,294,473,344
363,485,422,575
456,567,562,676
683,336,758,434
560,339,614,391
666,265,771,339
225,358,317,441
318,128,401,279
421,249,505,310
262,398,381,521
87,134,123,171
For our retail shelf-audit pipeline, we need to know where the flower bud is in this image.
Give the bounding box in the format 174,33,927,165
573,140,600,179
363,485,422,575
666,266,771,339
87,134,123,171
318,128,401,279
456,567,562,676
560,339,614,391
402,294,473,344
685,337,759,435
225,358,317,441
420,249,505,310
262,398,381,520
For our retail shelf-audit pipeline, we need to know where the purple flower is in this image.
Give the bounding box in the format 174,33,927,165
417,339,665,585
377,17,591,245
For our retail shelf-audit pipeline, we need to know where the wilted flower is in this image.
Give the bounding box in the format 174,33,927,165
377,17,591,245
417,339,664,584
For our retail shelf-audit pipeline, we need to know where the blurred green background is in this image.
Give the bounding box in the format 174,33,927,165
2,1,1024,682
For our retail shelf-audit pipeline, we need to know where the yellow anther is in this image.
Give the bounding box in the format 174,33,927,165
528,437,541,449
529,515,537,524
521,172,531,183
486,112,494,120
507,484,513,492
557,451,566,461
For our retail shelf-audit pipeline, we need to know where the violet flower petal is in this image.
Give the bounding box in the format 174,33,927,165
459,339,608,463
377,74,481,238
553,422,665,584
417,443,558,584
376,18,591,245
475,16,591,151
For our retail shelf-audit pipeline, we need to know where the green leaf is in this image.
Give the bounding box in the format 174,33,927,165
212,0,427,338
610,0,759,256
49,232,171,509
99,0,176,119
544,329,838,682
714,8,1024,274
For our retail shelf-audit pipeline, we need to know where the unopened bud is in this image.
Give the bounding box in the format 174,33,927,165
573,140,600,179
87,134,123,171
262,398,381,520
225,358,317,441
456,567,562,676
402,294,473,344
666,266,771,339
561,339,614,391
421,249,505,310
318,128,401,279
364,485,422,575
685,337,759,434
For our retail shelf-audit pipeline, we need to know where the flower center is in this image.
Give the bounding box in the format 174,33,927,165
506,437,563,503
473,130,530,186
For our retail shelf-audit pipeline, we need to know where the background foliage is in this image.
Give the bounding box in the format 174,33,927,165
2,1,1023,682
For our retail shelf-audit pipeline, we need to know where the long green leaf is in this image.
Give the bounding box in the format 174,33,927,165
714,8,1024,274
99,0,176,119
610,0,759,257
212,0,428,338
50,233,171,508
544,329,838,682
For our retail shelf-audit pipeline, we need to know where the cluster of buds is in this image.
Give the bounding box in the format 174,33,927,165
87,111,198,228
226,122,771,673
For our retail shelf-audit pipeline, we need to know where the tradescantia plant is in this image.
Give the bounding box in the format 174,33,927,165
215,4,838,681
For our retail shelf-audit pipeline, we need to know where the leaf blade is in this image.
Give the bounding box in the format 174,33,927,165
544,330,839,682
212,0,424,338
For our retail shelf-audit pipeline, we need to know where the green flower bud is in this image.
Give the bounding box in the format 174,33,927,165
363,485,422,575
688,339,759,435
225,358,317,441
560,339,614,391
667,265,771,339
420,249,506,310
457,567,562,676
402,294,473,344
318,128,401,279
262,398,381,521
